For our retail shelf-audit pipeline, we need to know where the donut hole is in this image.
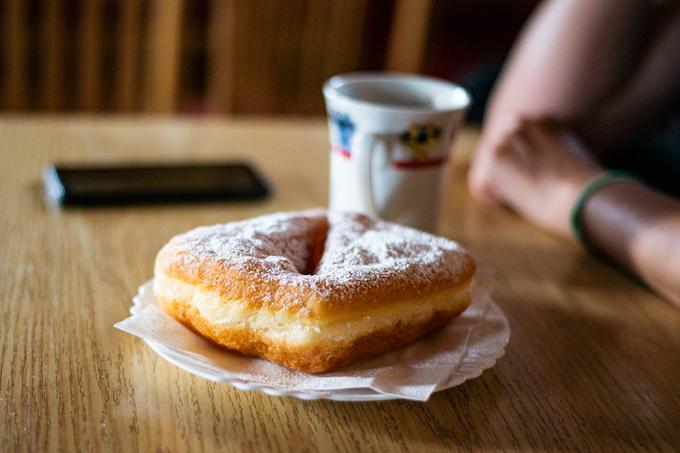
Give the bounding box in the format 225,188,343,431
301,218,329,275
251,216,329,276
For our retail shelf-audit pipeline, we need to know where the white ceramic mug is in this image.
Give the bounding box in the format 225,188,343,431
323,72,471,233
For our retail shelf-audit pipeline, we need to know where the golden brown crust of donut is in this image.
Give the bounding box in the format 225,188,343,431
153,210,476,373
155,211,475,318
156,282,471,373
156,254,475,318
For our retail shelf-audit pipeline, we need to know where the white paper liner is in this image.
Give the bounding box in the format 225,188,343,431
115,280,509,401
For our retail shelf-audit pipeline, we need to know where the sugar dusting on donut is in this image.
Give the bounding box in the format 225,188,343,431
159,209,472,310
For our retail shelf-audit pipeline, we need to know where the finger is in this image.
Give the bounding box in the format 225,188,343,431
468,161,501,203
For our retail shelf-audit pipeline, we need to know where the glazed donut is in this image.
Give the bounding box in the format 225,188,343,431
154,210,475,373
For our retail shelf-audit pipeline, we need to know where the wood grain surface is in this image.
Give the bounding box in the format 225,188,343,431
1,118,679,452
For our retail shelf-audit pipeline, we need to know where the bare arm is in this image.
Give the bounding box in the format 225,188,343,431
470,0,652,199
482,0,680,151
580,7,680,150
582,182,680,307
472,119,680,308
485,0,651,127
467,1,680,307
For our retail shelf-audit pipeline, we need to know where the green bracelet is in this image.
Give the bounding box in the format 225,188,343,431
570,170,639,246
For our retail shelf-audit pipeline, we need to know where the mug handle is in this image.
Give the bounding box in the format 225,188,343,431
354,134,379,215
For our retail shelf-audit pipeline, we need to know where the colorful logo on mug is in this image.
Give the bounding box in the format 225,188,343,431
399,122,442,162
329,111,355,157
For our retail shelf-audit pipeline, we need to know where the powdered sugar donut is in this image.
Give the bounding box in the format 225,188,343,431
153,210,475,373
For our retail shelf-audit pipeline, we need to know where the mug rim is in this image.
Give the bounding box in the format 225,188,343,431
323,72,471,114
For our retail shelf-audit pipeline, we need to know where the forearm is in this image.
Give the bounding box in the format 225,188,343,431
583,182,680,307
580,7,680,150
486,0,651,127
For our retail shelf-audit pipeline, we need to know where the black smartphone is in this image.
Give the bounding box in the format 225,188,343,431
43,162,271,206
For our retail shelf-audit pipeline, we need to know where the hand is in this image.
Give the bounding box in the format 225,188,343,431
468,119,602,238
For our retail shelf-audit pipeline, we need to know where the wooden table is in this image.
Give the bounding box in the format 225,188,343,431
1,117,679,451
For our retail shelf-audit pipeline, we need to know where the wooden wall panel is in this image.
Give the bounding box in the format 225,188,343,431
115,0,143,112
4,0,28,110
144,0,184,112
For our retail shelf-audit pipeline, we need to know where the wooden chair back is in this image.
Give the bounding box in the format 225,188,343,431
205,0,433,115
206,0,368,114
1,0,432,114
1,0,184,112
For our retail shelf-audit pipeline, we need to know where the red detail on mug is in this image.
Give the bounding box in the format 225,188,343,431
392,157,448,169
331,146,351,158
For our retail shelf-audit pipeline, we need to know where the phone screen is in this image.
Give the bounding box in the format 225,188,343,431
43,162,271,206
